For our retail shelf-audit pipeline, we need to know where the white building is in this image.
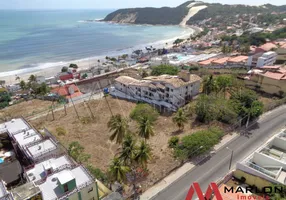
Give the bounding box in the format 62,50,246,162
36,76,46,84
237,129,286,185
247,51,277,68
25,155,99,200
111,71,201,110
0,118,110,200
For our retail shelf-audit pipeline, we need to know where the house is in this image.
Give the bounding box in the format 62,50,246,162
247,51,277,68
51,84,83,100
275,48,286,64
244,65,286,95
36,76,46,84
111,71,201,111
0,118,111,200
259,42,278,52
237,129,286,185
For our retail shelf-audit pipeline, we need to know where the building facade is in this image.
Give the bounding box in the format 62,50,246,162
247,51,277,68
237,129,286,185
0,118,111,200
111,71,201,111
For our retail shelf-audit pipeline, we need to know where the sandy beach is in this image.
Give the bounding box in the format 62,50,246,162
0,25,199,85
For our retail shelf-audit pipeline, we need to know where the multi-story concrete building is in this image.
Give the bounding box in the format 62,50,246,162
111,71,201,111
237,129,286,185
0,118,111,200
247,51,277,68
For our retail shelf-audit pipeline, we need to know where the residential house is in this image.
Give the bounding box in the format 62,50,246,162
244,65,286,95
0,118,112,200
275,48,286,64
237,129,286,185
111,71,201,111
51,84,83,100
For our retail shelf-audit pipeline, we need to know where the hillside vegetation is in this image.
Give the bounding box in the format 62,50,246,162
103,1,286,25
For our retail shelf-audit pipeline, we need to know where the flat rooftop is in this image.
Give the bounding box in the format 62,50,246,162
13,129,42,147
26,155,72,182
11,182,41,200
0,118,29,135
38,166,93,200
27,139,57,159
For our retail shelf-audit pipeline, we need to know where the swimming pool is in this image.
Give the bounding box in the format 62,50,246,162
167,53,195,64
0,158,4,164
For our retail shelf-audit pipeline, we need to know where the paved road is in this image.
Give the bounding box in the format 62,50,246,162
153,105,286,200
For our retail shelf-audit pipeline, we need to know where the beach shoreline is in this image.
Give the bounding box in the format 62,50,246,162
0,24,199,85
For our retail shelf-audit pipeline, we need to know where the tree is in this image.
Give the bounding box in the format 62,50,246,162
69,63,78,69
108,157,130,183
119,134,137,165
172,108,187,130
34,83,50,95
173,38,184,45
130,103,159,122
151,65,179,76
19,80,26,90
216,75,233,98
138,116,154,141
134,141,151,167
202,75,218,95
108,114,129,144
68,141,90,164
28,75,36,83
61,66,68,72
195,95,218,123
174,128,224,160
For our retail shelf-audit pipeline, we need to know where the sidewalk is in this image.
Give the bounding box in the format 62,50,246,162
140,132,239,200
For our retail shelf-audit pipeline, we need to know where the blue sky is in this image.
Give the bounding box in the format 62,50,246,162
0,0,284,9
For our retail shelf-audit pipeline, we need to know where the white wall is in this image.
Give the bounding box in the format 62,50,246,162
272,137,286,151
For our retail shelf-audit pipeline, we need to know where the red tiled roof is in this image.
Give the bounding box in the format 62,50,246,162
198,58,218,65
263,71,285,80
51,84,81,97
260,65,281,70
259,42,278,51
212,57,230,65
228,56,248,63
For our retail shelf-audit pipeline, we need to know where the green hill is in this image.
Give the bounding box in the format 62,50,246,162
103,1,286,25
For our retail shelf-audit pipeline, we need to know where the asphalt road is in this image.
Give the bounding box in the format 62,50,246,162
153,105,286,200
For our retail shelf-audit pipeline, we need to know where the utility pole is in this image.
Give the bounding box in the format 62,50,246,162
99,81,114,117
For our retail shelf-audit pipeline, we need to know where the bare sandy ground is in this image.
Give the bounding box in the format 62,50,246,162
180,3,208,27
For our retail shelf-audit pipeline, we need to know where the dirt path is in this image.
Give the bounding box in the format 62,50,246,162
180,2,207,27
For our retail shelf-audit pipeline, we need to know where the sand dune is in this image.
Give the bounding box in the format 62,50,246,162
180,3,207,27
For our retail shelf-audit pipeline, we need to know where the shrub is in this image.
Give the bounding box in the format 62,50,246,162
174,128,224,160
130,103,159,122
168,136,179,148
87,165,108,184
56,127,67,136
151,65,179,76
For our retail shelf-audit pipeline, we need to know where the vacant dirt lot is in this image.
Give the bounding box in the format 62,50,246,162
30,96,225,190
0,99,56,120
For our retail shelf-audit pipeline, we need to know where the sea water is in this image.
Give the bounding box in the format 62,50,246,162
0,9,189,77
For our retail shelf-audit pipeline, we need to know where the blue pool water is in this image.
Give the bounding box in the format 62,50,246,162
0,158,4,164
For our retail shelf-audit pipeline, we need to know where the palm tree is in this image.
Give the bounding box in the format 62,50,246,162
135,141,151,167
108,114,129,144
108,157,130,183
119,134,137,165
138,116,154,141
28,74,36,83
172,108,187,131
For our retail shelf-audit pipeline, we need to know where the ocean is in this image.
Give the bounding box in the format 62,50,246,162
0,10,189,77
